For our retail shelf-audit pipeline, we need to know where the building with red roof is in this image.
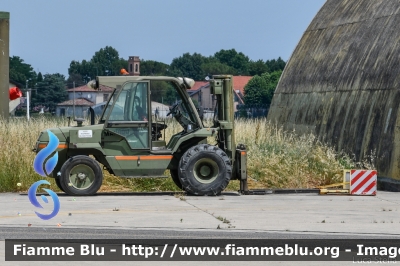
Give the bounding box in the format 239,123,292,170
188,76,252,113
232,76,252,95
56,84,114,117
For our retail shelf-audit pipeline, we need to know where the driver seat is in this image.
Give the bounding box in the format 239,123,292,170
135,105,147,121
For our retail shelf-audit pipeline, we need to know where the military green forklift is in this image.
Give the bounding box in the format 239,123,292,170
33,75,248,196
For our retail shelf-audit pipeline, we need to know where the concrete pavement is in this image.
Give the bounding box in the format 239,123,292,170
1,191,400,266
1,191,400,235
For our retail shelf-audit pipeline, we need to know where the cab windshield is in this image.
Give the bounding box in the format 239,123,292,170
100,82,148,123
99,89,118,123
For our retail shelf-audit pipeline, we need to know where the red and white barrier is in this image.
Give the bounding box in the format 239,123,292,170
350,170,377,195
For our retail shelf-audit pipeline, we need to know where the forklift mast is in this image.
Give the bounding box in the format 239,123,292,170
210,75,248,193
210,76,235,158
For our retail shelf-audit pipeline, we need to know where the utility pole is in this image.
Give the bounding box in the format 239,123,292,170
0,12,9,120
24,79,36,121
26,80,29,121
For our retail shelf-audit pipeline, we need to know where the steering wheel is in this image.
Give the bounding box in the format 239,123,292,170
167,101,182,117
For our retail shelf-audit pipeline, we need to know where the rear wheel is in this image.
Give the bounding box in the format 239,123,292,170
178,144,232,195
59,155,103,196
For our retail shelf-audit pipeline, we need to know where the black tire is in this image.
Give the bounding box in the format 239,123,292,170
55,178,65,192
178,144,232,196
170,169,184,190
59,155,103,196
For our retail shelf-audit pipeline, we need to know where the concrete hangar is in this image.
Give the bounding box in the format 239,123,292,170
267,0,400,190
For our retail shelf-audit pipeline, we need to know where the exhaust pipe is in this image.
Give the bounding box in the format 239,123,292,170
89,107,95,125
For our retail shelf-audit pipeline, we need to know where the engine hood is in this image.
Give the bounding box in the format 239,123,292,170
38,124,104,142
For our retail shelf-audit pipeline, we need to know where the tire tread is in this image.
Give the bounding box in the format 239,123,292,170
178,144,232,196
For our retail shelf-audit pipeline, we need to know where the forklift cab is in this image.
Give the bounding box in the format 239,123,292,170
100,81,151,150
96,76,201,154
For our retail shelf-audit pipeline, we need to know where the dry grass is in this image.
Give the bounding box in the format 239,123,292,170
0,117,374,193
234,118,374,189
0,116,68,192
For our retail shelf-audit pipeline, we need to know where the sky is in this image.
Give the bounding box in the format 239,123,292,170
2,0,326,77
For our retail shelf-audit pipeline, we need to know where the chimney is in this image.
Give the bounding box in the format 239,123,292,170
128,56,140,76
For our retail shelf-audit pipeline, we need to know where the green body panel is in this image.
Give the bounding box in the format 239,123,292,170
104,156,124,176
102,134,140,156
72,143,103,149
69,125,103,144
167,128,216,152
37,127,67,142
114,156,170,177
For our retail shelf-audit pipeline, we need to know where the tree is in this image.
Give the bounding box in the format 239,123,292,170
67,46,128,82
31,73,68,112
267,70,282,89
164,83,179,105
201,61,237,77
243,70,283,106
150,81,169,103
168,53,208,80
91,46,122,76
243,75,268,106
249,59,269,76
265,57,286,72
265,70,282,103
214,49,250,75
66,73,84,89
9,56,37,86
141,60,169,76
37,72,43,82
68,60,81,75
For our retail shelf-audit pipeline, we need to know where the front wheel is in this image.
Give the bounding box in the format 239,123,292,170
59,155,103,196
178,144,232,195
170,169,183,191
55,178,65,192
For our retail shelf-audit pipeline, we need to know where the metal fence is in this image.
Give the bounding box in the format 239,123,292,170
235,104,270,118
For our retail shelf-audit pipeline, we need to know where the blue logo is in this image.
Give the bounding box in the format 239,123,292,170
28,180,60,220
30,130,61,220
33,130,59,177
